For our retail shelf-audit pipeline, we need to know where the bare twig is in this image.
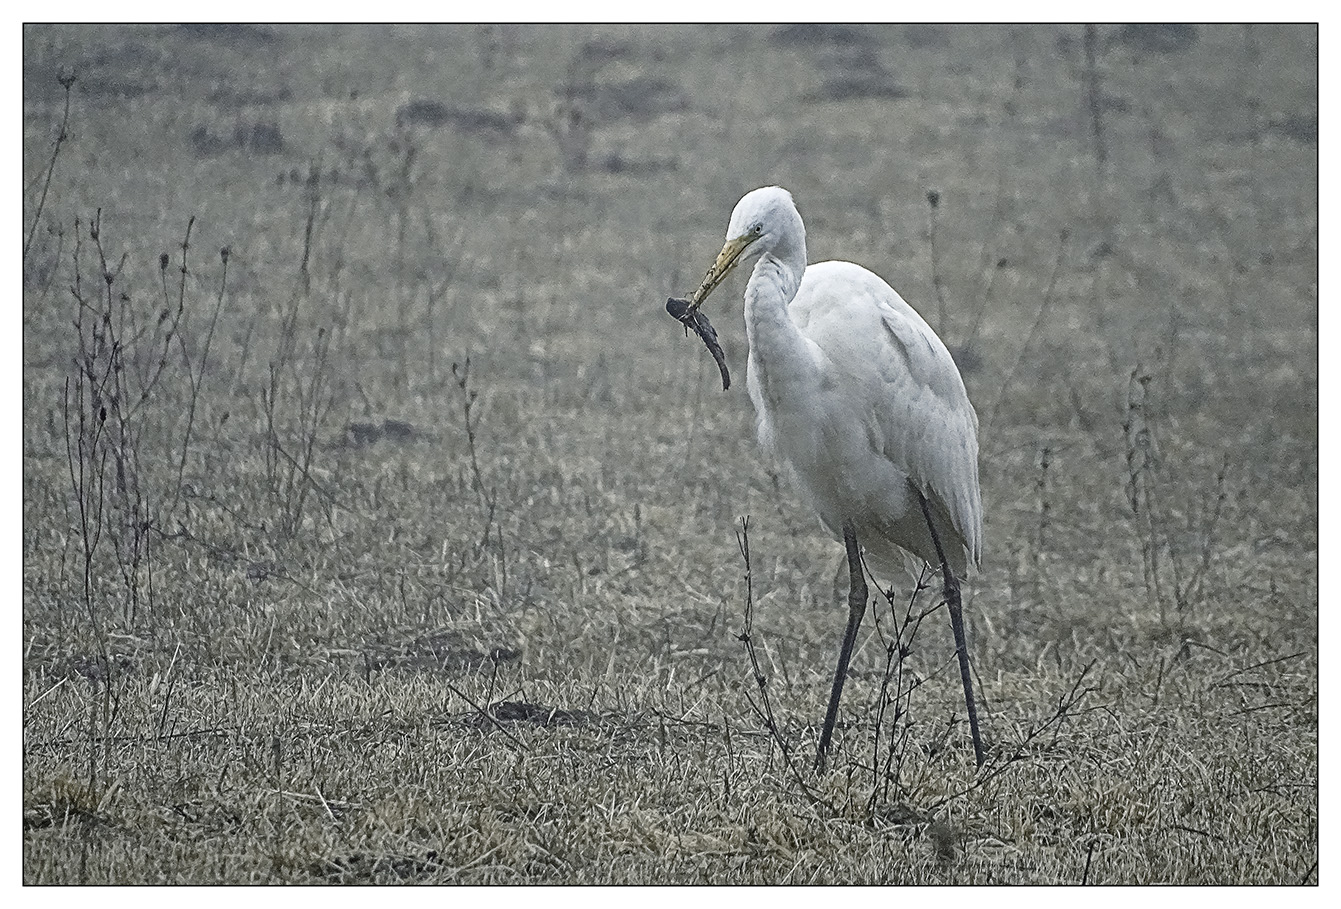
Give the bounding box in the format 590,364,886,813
983,227,1069,439
867,563,933,807
445,682,525,751
1034,445,1052,568
1081,839,1098,884
24,70,76,266
1211,651,1309,688
925,190,949,336
452,359,489,498
734,517,832,810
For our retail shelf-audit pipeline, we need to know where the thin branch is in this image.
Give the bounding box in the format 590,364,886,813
983,227,1069,440
734,517,833,810
24,71,76,265
926,660,1097,812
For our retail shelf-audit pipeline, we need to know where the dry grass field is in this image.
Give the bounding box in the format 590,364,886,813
22,24,1317,884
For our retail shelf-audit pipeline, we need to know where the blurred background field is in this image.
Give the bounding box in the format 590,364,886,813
22,24,1316,883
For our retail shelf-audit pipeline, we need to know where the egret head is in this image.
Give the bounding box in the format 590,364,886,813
689,186,806,310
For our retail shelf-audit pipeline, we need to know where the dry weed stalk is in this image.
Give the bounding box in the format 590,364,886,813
62,211,202,625
165,221,231,521
925,189,949,336
1034,445,1052,568
866,564,937,808
24,70,76,266
733,518,831,809
259,335,338,539
983,227,1069,438
1123,368,1231,625
450,359,510,605
58,209,227,799
1124,367,1164,610
253,187,345,540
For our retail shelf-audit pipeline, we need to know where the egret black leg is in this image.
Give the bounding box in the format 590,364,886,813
918,493,986,767
815,520,867,774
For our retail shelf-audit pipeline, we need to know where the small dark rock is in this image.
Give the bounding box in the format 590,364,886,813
1267,113,1317,145
1113,24,1198,55
396,100,515,133
235,121,284,154
381,419,415,441
771,24,874,46
189,125,228,157
345,422,382,446
807,76,907,102
177,24,275,45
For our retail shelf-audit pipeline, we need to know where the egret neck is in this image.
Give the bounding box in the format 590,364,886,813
743,251,818,414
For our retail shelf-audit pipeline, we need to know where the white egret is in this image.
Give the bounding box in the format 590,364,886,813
686,186,985,770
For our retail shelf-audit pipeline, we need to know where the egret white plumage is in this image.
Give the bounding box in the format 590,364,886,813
686,186,985,770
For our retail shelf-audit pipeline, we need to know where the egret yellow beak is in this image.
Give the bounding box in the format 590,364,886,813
688,232,757,312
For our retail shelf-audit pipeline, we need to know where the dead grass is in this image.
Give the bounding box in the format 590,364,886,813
22,24,1316,884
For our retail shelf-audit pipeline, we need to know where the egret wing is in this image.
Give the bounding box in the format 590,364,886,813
793,262,982,570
